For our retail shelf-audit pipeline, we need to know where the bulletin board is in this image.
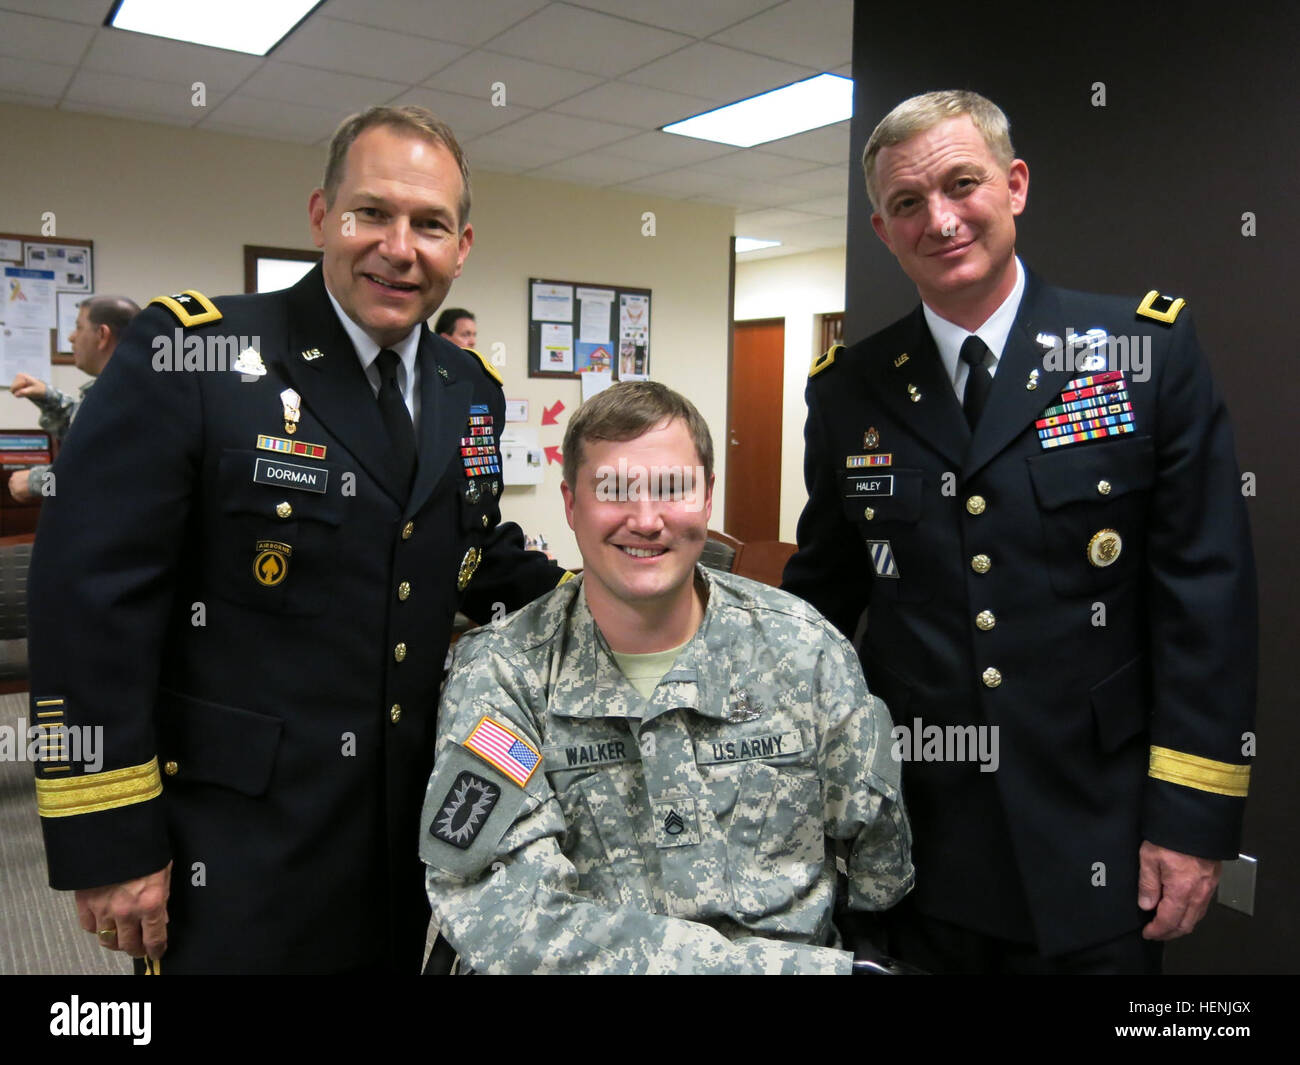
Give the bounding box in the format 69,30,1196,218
0,232,95,365
527,277,651,379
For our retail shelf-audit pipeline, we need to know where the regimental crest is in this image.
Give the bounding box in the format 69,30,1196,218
232,346,266,376
430,771,500,849
724,690,763,724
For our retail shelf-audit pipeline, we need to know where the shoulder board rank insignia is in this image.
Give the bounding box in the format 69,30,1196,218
465,347,503,387
148,289,222,327
809,344,842,378
1136,289,1186,325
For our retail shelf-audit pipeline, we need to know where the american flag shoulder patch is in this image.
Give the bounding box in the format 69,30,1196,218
463,716,541,786
866,540,899,578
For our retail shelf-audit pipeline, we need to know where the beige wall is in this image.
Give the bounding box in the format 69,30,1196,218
733,245,845,542
0,103,734,569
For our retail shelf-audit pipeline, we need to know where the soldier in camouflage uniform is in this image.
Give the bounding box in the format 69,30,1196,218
420,381,912,973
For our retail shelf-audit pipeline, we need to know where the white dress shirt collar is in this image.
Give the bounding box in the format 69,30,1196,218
923,256,1026,395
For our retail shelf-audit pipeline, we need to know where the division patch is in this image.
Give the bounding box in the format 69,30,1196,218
867,539,899,578
430,771,500,849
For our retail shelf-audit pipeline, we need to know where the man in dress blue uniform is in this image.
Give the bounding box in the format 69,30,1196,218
28,105,567,974
782,90,1257,973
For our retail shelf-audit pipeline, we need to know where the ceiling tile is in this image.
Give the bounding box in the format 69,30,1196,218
0,0,110,23
724,178,811,207
622,41,814,103
777,164,852,196
273,16,467,83
61,98,197,128
711,0,853,68
238,62,407,110
526,150,670,186
320,0,548,46
616,167,743,199
780,193,847,215
462,127,576,170
601,130,735,166
734,207,827,232
424,50,602,108
689,149,818,180
0,10,95,65
63,69,218,120
0,88,59,108
80,28,262,93
571,0,777,37
758,215,847,245
551,80,712,128
0,55,75,97
487,3,691,77
200,94,348,142
388,86,533,138
491,110,639,151
758,120,851,163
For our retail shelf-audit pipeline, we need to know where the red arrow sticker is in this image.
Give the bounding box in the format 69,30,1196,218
544,446,563,466
542,400,565,425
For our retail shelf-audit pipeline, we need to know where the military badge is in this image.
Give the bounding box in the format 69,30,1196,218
652,797,700,847
723,690,763,724
429,771,500,849
280,388,301,435
253,540,292,586
867,539,899,578
457,546,481,591
232,346,266,377
864,427,880,450
1087,528,1123,568
299,347,324,362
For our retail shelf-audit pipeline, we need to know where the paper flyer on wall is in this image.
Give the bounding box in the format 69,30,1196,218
4,267,57,329
24,244,92,293
576,286,614,344
540,322,574,372
0,325,54,381
531,282,573,322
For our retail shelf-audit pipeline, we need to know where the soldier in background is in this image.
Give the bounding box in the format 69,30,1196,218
434,307,476,349
8,294,138,501
420,381,912,973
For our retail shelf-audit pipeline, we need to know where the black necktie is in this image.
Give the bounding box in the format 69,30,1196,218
959,335,995,429
375,348,416,493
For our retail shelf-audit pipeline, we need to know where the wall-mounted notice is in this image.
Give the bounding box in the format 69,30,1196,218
528,277,650,380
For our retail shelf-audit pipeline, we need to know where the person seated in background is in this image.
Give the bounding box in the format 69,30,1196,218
8,294,138,501
434,306,476,349
420,381,913,974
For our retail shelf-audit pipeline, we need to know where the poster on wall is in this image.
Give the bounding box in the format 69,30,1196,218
528,277,650,380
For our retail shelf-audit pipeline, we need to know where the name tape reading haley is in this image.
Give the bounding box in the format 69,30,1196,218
50,998,151,1045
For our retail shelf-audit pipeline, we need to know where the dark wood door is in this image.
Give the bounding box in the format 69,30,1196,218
725,318,784,541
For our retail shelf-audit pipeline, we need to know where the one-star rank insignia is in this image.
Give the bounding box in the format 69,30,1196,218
148,289,222,327
430,771,500,849
1136,290,1186,325
457,547,481,591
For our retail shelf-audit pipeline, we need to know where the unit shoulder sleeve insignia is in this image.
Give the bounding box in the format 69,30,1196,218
466,347,503,387
148,289,223,327
809,344,843,379
1136,289,1186,325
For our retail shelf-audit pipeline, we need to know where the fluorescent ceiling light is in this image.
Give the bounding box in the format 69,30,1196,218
734,238,781,253
663,73,852,148
107,0,321,56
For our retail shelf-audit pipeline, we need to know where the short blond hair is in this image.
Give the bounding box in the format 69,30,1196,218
862,90,1015,211
323,105,471,226
562,381,713,488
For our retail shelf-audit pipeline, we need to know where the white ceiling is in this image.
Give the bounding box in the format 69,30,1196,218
0,0,857,261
